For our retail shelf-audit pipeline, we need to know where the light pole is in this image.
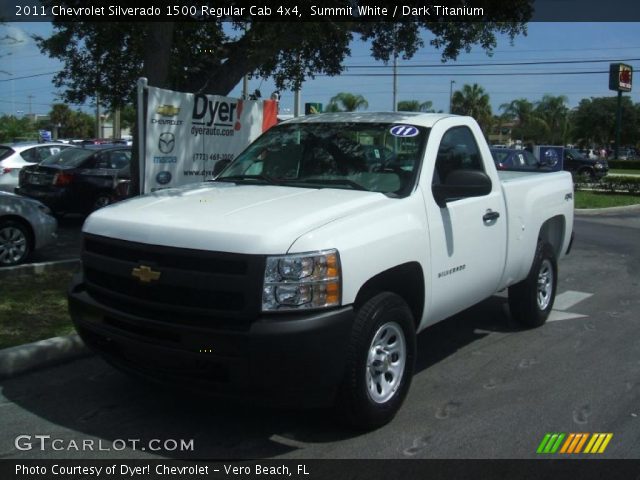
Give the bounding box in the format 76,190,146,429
449,80,456,114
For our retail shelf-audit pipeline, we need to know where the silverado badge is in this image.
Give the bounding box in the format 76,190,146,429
131,265,161,283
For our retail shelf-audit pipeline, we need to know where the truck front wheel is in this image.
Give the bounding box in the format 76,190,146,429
508,241,557,328
337,292,416,430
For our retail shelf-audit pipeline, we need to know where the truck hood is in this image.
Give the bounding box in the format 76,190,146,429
83,182,390,254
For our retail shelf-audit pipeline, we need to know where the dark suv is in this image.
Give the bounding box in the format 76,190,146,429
16,146,131,215
563,148,608,179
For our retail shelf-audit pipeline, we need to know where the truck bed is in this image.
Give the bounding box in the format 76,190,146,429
497,169,574,289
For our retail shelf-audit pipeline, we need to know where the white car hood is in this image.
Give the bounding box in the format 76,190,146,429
83,182,390,254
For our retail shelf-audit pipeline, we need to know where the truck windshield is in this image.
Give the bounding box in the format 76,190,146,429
217,122,428,197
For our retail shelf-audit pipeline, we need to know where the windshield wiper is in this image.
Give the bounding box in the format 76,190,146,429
215,174,278,185
294,178,368,191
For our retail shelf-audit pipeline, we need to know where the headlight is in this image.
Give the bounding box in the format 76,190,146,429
595,162,604,169
262,249,341,311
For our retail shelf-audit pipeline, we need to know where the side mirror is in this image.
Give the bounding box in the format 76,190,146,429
432,170,492,208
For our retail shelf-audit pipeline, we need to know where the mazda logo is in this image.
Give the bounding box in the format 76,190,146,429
159,132,175,154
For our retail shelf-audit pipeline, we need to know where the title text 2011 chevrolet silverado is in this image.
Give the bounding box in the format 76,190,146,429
69,113,574,429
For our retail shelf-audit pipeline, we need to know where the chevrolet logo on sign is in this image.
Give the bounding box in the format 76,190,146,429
156,104,180,116
131,265,161,283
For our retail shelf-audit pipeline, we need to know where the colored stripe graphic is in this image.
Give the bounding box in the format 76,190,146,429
539,433,613,454
537,433,565,454
584,433,613,454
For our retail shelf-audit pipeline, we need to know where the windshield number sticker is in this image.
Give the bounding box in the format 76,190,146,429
390,125,419,137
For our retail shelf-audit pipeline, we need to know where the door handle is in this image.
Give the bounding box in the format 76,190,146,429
483,210,500,222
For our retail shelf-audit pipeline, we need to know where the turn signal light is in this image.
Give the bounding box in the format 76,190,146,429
53,172,74,186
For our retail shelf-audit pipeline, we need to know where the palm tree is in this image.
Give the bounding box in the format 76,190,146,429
327,92,369,112
451,84,492,132
535,95,569,144
397,100,434,112
500,98,534,126
500,98,536,143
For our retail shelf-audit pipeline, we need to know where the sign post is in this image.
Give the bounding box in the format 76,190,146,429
608,63,633,159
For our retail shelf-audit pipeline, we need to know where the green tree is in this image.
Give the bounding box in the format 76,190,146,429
570,96,639,147
49,103,74,137
397,100,434,112
327,92,369,112
46,103,95,138
499,97,535,141
0,115,37,143
120,104,136,131
451,83,492,132
36,5,531,193
534,95,569,145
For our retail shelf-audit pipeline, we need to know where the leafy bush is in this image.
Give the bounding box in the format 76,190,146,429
608,160,640,170
575,175,640,194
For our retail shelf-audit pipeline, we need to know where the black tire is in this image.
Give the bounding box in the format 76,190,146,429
577,167,595,181
92,192,112,211
0,219,32,266
508,241,557,328
337,292,416,430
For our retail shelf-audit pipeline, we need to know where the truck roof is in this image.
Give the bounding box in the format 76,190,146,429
281,112,458,128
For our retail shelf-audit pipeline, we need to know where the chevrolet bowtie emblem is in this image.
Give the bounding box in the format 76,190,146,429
131,265,161,283
156,104,180,116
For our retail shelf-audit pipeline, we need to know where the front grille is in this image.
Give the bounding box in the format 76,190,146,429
82,234,265,325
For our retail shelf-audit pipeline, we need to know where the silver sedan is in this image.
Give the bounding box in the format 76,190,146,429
0,191,57,266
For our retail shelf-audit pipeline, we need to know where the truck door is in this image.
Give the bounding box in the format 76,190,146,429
422,123,507,324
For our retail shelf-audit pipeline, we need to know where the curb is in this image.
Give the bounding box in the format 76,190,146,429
0,333,92,380
575,204,640,216
0,258,80,279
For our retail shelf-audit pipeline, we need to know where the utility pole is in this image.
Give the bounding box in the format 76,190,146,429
392,24,398,112
614,90,622,159
95,91,101,138
113,107,121,140
449,80,456,114
27,95,33,116
392,54,398,112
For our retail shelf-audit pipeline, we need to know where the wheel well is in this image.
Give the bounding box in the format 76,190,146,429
353,262,424,328
539,215,565,258
0,215,35,250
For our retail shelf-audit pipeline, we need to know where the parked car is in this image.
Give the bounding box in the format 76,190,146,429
0,142,75,193
15,146,131,215
563,148,608,179
490,148,542,171
619,148,638,160
0,191,57,266
78,138,113,146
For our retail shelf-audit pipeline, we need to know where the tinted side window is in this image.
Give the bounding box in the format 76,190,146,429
20,148,39,163
36,146,60,161
522,151,539,167
107,150,132,169
433,126,484,184
82,153,102,169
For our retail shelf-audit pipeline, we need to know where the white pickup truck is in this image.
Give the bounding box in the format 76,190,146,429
69,113,574,429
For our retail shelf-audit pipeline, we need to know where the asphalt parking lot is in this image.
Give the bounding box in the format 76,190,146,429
28,215,84,263
0,209,639,460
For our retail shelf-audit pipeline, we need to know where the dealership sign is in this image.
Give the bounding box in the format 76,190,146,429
138,81,277,193
609,63,633,92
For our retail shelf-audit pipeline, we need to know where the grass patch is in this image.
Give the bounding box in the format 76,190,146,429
575,191,640,209
0,269,76,350
610,169,640,176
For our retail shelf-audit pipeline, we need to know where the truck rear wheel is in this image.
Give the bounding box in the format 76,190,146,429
337,292,416,430
508,241,557,328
